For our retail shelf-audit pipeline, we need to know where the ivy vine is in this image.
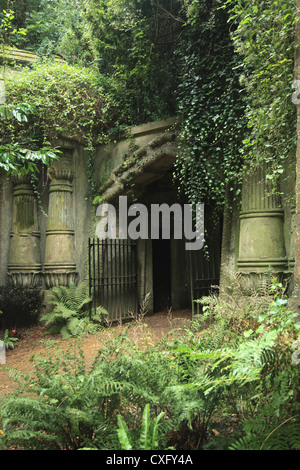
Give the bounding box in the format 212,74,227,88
225,0,296,188
174,0,296,210
174,0,246,211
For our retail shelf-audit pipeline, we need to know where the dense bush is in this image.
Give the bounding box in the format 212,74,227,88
4,61,119,146
0,284,43,329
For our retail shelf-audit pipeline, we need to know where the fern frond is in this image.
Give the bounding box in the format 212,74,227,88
117,415,133,450
139,403,152,450
230,414,300,450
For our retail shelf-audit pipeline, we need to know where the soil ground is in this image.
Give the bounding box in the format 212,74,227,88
0,309,193,398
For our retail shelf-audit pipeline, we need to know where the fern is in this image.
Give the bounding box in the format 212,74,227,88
40,282,108,338
117,404,166,450
230,415,300,450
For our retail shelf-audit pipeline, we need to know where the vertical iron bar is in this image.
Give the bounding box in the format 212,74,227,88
105,238,108,318
92,238,96,318
114,239,117,320
89,235,139,324
97,238,100,318
118,238,123,318
126,240,131,320
88,238,91,319
122,239,125,318
189,249,194,318
109,238,113,320
131,240,135,314
101,239,104,310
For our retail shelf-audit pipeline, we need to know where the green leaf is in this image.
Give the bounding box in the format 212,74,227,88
117,415,133,450
150,411,165,450
139,403,152,450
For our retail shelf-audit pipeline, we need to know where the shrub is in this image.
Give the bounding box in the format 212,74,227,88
0,284,43,329
4,60,118,146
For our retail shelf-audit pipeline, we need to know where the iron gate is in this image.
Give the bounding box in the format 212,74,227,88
190,213,222,316
88,237,138,322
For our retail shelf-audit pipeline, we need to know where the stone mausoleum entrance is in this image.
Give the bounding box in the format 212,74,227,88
89,166,223,322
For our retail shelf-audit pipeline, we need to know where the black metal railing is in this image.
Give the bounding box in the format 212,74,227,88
189,224,222,316
88,237,138,322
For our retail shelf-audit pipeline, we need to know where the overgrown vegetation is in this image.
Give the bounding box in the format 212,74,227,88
3,61,119,147
1,0,296,205
174,0,247,210
0,280,299,450
0,0,299,451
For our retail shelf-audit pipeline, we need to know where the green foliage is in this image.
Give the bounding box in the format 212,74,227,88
1,328,18,349
225,0,296,187
0,141,60,175
40,281,108,338
2,0,183,126
1,0,296,205
174,0,296,207
174,0,246,209
0,102,32,122
0,293,299,450
0,332,174,450
0,342,119,450
0,101,60,175
0,284,43,328
0,4,61,177
230,415,300,450
82,0,182,124
117,404,166,450
0,0,88,64
4,60,118,146
0,6,26,47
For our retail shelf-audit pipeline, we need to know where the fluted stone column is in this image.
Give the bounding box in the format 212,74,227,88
238,165,287,290
7,175,42,287
43,152,77,287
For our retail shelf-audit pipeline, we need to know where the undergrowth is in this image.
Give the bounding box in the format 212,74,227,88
0,278,299,450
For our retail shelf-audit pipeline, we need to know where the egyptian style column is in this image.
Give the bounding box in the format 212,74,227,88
43,151,78,287
237,165,287,289
7,174,42,287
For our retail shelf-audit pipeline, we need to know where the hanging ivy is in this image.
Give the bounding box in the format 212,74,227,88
174,0,247,210
225,0,296,186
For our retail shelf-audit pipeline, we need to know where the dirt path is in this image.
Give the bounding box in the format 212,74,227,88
0,310,193,398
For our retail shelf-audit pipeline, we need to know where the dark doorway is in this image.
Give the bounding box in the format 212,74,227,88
152,238,171,312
